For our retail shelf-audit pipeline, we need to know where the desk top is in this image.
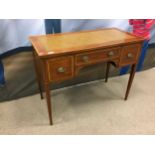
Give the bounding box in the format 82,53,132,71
29,28,144,57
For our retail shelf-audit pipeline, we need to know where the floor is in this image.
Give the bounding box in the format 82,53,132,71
0,68,155,134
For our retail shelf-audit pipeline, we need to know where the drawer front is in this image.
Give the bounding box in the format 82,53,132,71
120,44,141,66
47,56,74,82
75,48,120,66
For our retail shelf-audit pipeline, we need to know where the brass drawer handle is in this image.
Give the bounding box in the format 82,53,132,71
127,53,133,58
57,67,66,73
108,51,114,56
82,55,89,62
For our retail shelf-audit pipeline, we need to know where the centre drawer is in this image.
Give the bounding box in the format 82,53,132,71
47,56,74,82
75,48,120,66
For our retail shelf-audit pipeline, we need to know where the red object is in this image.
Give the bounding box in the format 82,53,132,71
129,19,155,40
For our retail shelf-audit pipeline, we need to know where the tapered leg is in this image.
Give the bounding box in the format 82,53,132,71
105,62,110,83
124,64,136,100
44,83,53,125
33,52,44,99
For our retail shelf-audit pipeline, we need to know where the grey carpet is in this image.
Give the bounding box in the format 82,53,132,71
0,68,155,134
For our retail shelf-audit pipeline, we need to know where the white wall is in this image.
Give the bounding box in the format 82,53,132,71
62,19,130,32
0,19,45,54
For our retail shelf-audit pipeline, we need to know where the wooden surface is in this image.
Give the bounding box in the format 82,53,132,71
29,28,144,57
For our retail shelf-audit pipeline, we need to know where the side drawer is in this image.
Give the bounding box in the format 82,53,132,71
120,43,141,66
75,47,120,66
47,56,74,82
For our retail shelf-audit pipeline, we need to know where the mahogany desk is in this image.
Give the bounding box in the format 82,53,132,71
29,28,144,125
